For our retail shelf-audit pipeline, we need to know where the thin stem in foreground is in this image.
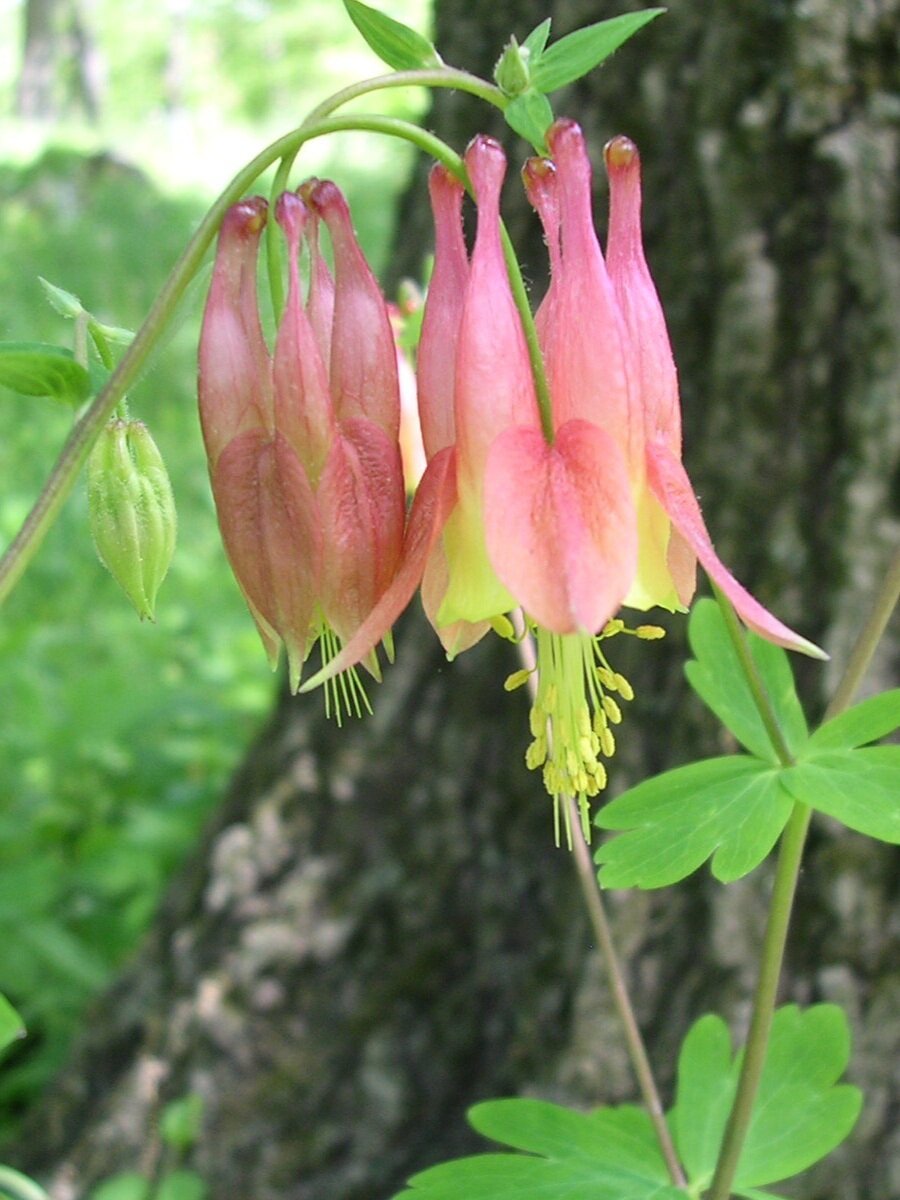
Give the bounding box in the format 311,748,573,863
515,620,686,1188
708,554,900,1200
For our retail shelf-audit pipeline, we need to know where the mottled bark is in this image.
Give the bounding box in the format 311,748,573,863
11,0,899,1197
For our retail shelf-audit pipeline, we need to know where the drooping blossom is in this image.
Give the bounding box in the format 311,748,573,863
299,123,824,834
198,184,405,704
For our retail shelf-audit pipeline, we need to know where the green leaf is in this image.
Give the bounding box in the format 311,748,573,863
807,689,900,752
88,1174,150,1200
685,599,808,762
503,91,554,151
155,1171,207,1200
672,1005,862,1190
161,1093,204,1149
38,276,83,319
781,747,900,843
530,9,665,94
595,757,793,888
0,1164,51,1200
0,995,25,1058
343,0,441,71
392,1099,684,1198
521,18,552,60
0,342,91,406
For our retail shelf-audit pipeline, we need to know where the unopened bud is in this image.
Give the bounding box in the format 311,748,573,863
88,419,176,620
494,37,532,96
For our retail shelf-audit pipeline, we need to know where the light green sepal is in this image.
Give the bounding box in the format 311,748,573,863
437,499,515,627
624,486,684,614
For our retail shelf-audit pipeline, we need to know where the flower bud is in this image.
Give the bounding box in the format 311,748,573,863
88,418,177,620
494,37,531,96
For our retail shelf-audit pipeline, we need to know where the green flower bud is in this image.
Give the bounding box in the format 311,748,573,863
493,36,532,97
88,418,176,620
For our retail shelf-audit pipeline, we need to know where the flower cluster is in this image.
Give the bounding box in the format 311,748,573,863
200,121,822,832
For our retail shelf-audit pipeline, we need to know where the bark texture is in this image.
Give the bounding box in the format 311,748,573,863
12,0,899,1197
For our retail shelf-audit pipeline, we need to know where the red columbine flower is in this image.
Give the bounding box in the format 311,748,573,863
198,184,405,706
601,131,825,657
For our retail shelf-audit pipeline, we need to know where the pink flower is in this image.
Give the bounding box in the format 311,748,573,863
198,184,406,698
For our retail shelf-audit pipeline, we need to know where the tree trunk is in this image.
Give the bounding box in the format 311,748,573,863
11,0,899,1197
15,0,103,121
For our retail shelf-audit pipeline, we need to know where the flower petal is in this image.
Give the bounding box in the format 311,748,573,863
310,180,400,439
299,446,459,691
484,419,638,635
646,439,828,658
273,192,335,482
605,135,681,452
544,120,639,472
317,417,405,645
212,429,322,688
418,164,468,461
198,198,272,466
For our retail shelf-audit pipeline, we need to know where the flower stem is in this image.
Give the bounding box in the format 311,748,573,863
500,225,554,443
0,114,462,607
713,585,793,766
708,551,900,1200
515,621,685,1187
567,798,687,1187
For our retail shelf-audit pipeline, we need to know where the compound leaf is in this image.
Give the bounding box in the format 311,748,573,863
672,1005,862,1191
685,599,808,761
781,748,900,843
392,1099,683,1199
595,756,792,888
807,689,900,752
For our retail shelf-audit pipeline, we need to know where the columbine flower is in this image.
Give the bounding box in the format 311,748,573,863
198,184,405,711
301,123,823,836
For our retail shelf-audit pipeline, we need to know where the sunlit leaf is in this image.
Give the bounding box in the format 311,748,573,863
343,0,441,71
0,1164,51,1200
391,1099,683,1198
521,17,552,59
807,689,900,752
88,1174,150,1200
685,599,808,762
161,1094,204,1150
782,748,900,843
0,995,25,1058
672,1005,862,1191
503,91,554,151
155,1171,207,1200
595,756,792,888
0,343,91,407
530,10,665,94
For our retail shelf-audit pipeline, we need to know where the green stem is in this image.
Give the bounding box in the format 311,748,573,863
0,114,461,607
568,797,687,1188
500,225,554,442
706,801,811,1200
303,67,505,125
708,553,900,1200
713,585,794,766
515,621,685,1187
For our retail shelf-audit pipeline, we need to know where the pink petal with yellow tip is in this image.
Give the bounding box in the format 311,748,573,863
646,440,827,658
299,446,459,691
484,419,638,635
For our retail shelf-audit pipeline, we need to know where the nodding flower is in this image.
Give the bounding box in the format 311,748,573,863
198,184,406,712
295,123,824,832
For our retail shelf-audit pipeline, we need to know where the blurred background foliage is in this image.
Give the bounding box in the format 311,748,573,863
0,0,429,1136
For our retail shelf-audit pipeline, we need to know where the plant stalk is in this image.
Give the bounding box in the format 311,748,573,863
708,552,900,1200
515,621,686,1187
